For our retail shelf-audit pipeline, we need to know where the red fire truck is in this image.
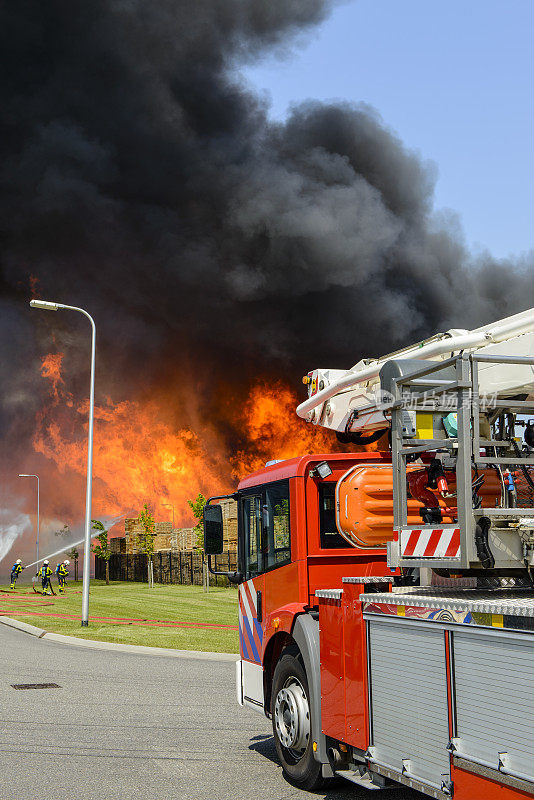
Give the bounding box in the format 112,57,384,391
204,307,534,799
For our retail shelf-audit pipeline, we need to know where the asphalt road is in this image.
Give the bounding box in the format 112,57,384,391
0,626,421,800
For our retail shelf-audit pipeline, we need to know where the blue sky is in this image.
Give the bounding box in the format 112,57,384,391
242,0,534,260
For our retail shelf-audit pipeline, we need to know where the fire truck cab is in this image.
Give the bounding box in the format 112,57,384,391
234,451,394,710
205,452,400,790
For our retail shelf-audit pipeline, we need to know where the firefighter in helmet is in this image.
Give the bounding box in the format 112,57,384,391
36,560,53,595
57,560,70,593
10,559,24,589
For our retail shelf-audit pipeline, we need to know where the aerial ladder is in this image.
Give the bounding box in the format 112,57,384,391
298,306,534,577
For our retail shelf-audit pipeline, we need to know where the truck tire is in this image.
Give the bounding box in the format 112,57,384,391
271,651,325,790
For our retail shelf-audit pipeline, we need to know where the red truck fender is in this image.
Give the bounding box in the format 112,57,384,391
262,605,332,776
264,602,307,638
262,602,307,705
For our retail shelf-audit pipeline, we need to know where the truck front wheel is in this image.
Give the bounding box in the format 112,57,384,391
271,651,324,790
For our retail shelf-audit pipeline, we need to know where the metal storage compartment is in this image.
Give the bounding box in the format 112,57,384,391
368,619,451,791
453,629,534,783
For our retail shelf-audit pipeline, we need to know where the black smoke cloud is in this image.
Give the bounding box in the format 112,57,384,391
1,0,533,440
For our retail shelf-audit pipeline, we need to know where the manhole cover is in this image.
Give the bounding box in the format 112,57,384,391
11,683,61,690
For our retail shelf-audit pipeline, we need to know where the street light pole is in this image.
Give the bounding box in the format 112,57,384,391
162,502,175,529
18,474,39,563
30,299,96,627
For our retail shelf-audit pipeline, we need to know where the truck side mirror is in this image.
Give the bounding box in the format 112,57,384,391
203,503,224,555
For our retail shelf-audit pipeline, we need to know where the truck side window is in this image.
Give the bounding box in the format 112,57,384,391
263,481,291,571
319,483,350,548
243,495,262,577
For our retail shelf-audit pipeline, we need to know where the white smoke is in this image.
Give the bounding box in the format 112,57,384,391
0,510,30,563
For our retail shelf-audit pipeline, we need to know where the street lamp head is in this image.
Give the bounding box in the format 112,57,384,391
30,299,59,311
18,473,37,478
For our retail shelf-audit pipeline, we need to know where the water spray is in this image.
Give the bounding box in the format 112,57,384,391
22,513,126,570
24,536,87,570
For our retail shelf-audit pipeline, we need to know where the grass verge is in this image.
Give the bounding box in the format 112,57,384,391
0,580,239,653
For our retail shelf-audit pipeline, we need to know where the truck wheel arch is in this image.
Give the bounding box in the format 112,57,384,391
291,613,330,769
263,631,293,714
263,612,330,772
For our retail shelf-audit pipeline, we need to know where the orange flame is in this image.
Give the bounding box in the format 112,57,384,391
32,355,344,528
232,383,340,476
29,274,41,299
40,354,64,401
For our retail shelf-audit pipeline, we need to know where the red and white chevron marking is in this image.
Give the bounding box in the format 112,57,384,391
239,578,257,629
399,526,461,558
238,578,263,663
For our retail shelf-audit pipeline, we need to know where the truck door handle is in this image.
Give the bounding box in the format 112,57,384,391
257,590,263,623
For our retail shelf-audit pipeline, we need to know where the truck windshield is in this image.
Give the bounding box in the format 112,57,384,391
319,483,352,549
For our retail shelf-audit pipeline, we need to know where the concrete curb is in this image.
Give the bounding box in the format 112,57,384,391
0,615,47,638
0,615,238,661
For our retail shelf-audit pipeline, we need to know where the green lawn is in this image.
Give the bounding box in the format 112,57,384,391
0,581,239,653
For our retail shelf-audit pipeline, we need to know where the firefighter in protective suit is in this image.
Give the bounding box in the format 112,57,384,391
57,560,70,593
36,560,53,595
10,559,24,589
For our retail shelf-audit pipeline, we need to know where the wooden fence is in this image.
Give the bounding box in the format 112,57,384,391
95,551,238,587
